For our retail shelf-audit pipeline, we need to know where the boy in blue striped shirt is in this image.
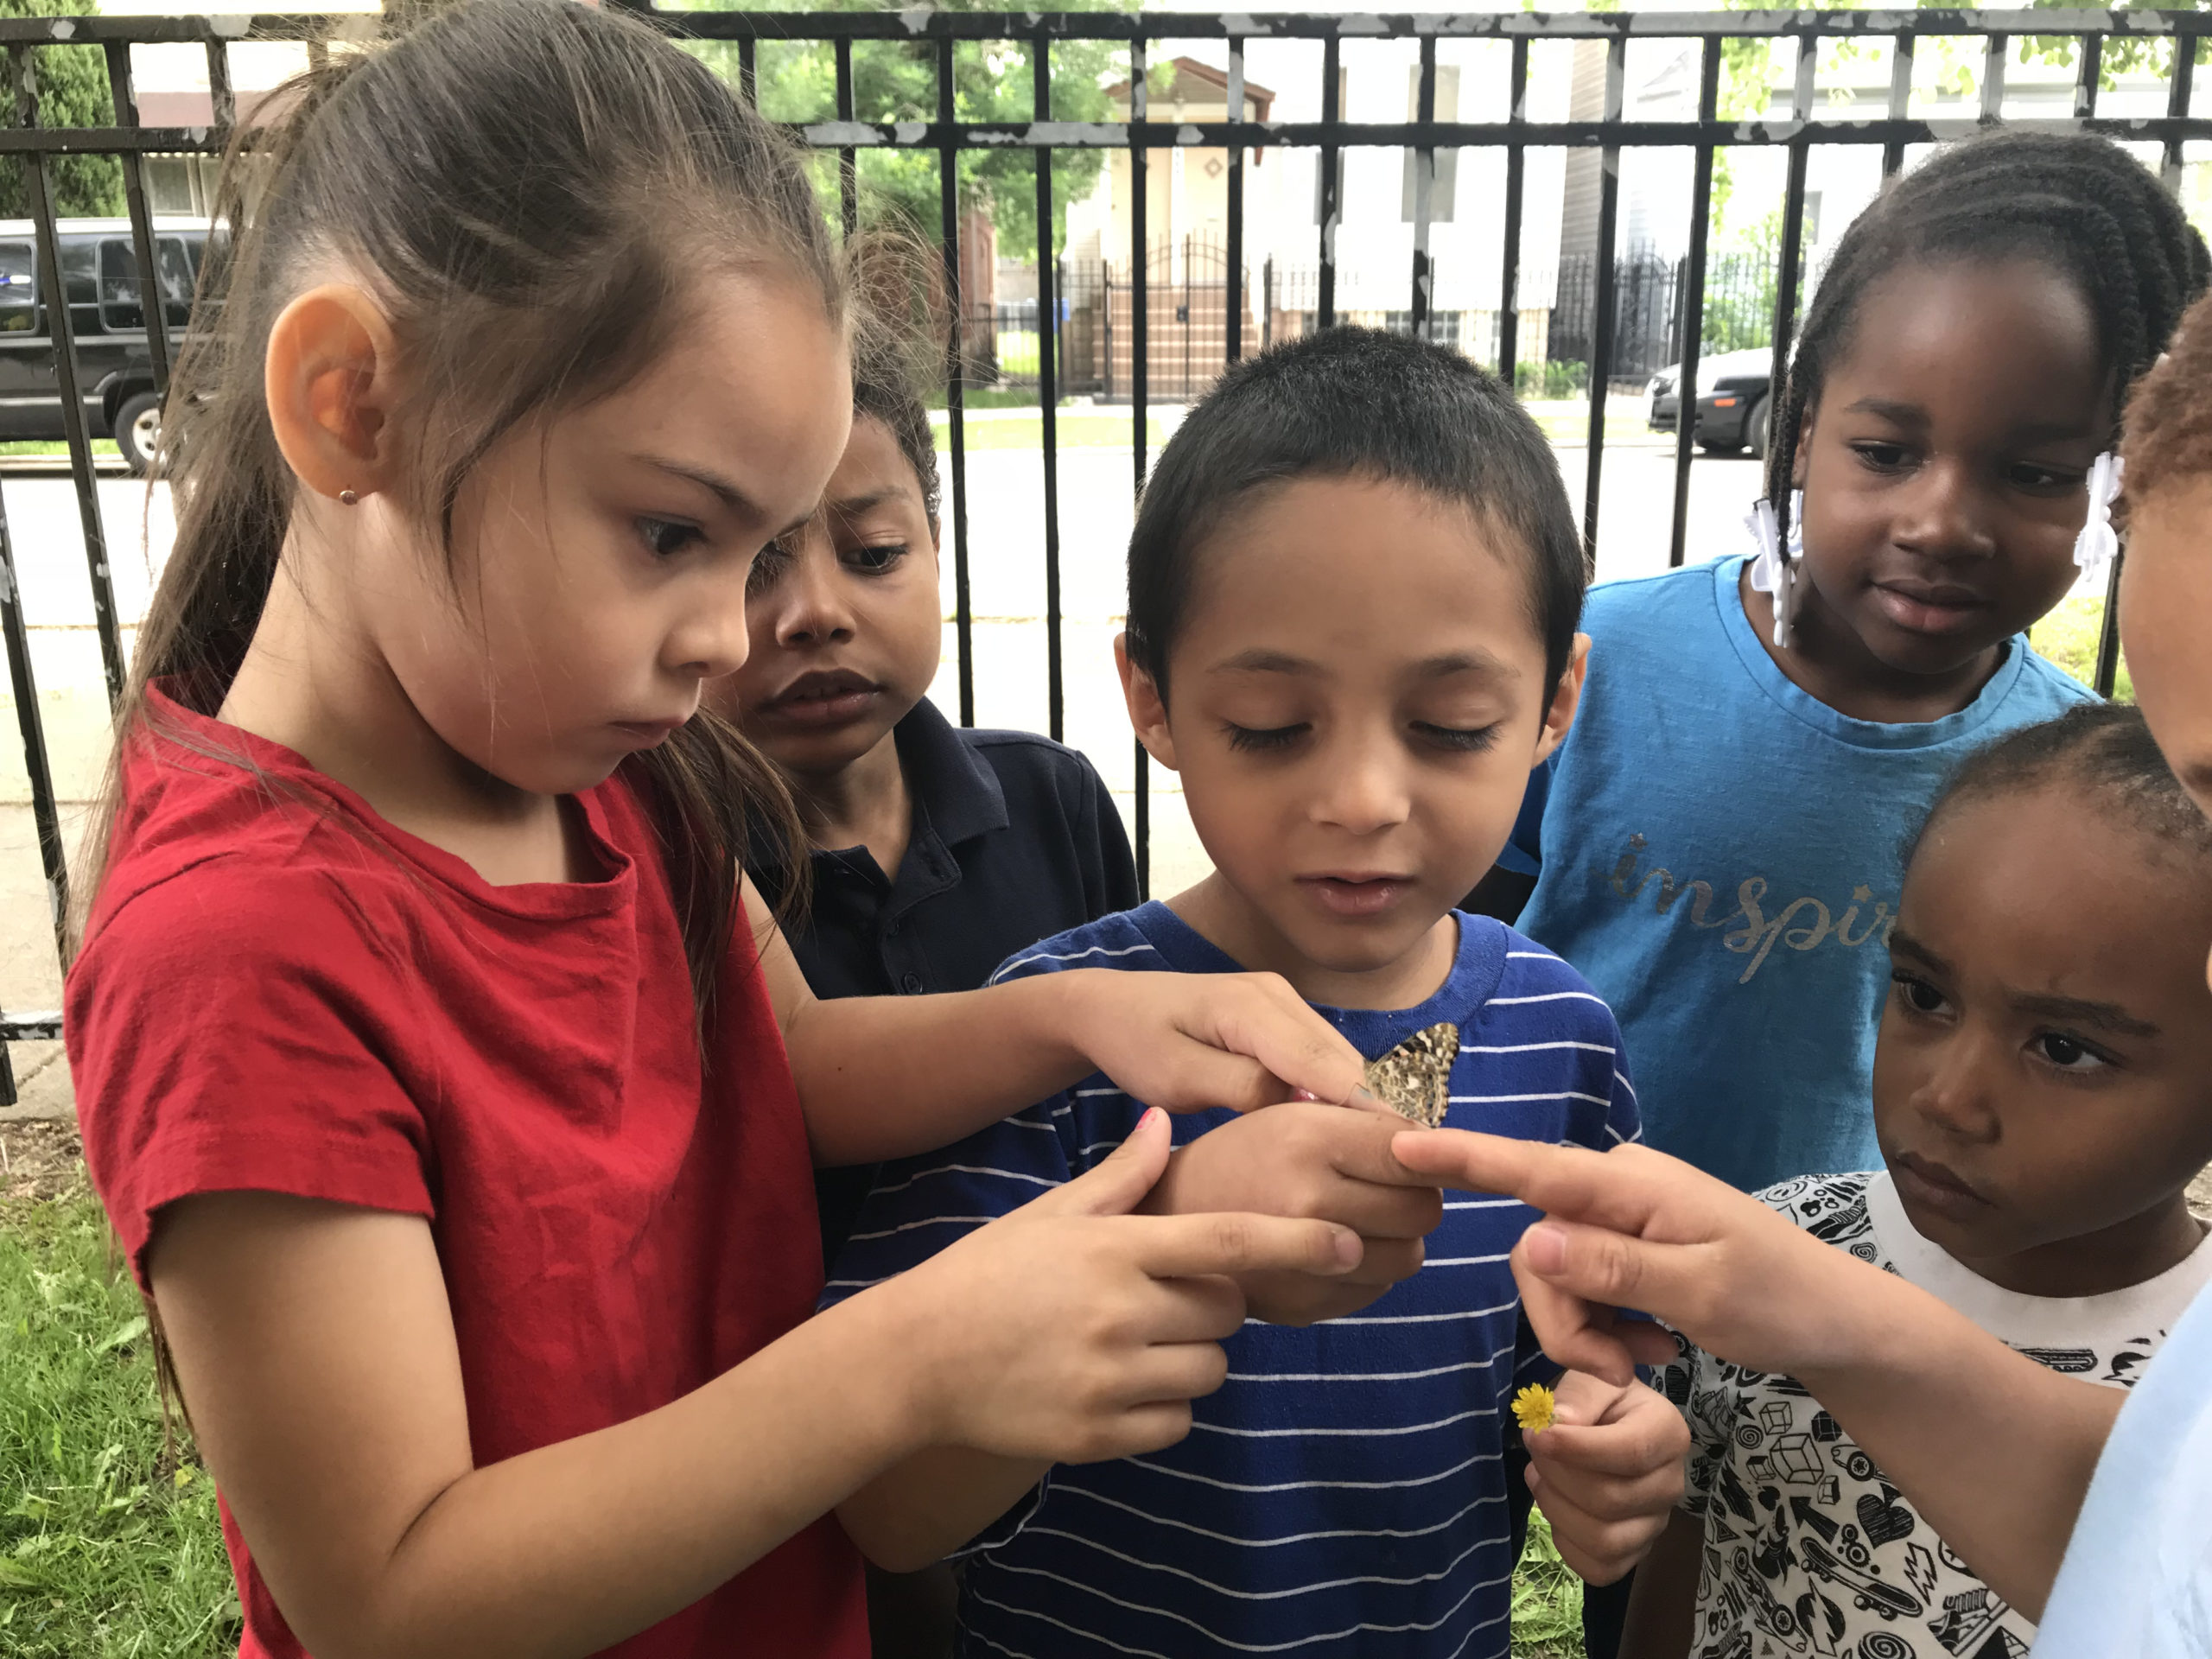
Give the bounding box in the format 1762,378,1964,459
824,327,1688,1656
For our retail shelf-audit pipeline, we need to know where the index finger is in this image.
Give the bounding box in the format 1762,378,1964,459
1390,1130,1682,1235
1135,1211,1363,1281
1212,982,1370,1112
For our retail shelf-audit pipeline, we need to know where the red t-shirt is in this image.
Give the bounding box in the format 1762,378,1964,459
66,687,868,1659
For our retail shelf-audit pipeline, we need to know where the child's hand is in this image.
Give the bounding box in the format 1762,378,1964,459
1389,1131,1859,1385
1522,1370,1688,1586
891,1109,1365,1465
1140,1101,1444,1325
1061,969,1383,1116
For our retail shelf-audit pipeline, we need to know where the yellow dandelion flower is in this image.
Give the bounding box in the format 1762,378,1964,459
1510,1382,1556,1436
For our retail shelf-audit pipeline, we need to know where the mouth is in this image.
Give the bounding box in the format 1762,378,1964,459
1294,873,1418,919
1890,1149,1993,1222
1869,575,1993,638
760,668,885,728
611,715,689,751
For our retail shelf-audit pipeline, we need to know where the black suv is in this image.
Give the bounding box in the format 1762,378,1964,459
0,217,212,474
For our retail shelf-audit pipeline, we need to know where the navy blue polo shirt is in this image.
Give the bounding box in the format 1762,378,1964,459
759,696,1140,1258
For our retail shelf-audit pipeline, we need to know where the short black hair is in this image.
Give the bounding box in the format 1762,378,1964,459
1769,130,2211,537
1909,702,2212,870
1125,326,1586,699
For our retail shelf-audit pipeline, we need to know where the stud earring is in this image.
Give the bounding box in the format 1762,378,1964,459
338,489,359,505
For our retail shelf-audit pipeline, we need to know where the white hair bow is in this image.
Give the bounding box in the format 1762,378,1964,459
1745,489,1805,649
2075,451,2124,574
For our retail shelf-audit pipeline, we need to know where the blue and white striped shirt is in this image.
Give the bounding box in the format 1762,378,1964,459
823,902,1642,1658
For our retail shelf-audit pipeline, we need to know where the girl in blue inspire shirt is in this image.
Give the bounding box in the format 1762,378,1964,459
1507,130,2205,1196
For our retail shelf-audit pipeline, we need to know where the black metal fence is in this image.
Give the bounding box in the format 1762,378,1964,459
3,8,2204,1097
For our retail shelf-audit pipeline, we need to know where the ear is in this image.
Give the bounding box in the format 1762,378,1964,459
1114,631,1180,772
264,283,403,505
1789,405,1813,489
1529,632,1589,769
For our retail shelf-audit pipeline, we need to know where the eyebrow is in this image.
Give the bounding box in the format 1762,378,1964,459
1205,648,1517,679
828,487,913,521
1840,398,2092,447
645,454,814,540
1891,927,2160,1039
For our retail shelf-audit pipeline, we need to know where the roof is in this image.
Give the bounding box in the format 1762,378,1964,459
1105,55,1274,122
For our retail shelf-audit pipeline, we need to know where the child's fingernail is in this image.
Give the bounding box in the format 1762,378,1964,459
1292,1087,1319,1102
1332,1228,1363,1268
1351,1085,1384,1107
1137,1107,1162,1130
1525,1223,1569,1275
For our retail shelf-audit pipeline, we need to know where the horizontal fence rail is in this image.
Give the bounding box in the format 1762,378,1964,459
2,8,2203,1096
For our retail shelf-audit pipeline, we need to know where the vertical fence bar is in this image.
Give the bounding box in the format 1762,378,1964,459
1764,36,1814,487
2075,31,2103,121
16,46,122,709
204,35,233,131
0,485,62,1105
2164,32,2196,188
1225,35,1244,364
835,37,858,238
105,39,169,400
1669,38,1721,569
1317,36,1339,330
1130,34,1148,895
938,35,973,727
1033,33,1063,742
738,34,757,106
1497,38,1528,386
1885,31,1914,176
1580,34,1624,559
1980,31,2007,121
1409,35,1436,340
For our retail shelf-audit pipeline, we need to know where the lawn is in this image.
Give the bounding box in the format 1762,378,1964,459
0,1124,1591,1656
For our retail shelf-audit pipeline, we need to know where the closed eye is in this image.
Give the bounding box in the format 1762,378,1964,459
1851,442,1915,474
1414,721,1500,753
1225,722,1309,753
2009,461,2086,493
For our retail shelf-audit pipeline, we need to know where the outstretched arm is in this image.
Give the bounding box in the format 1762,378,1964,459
150,1114,1360,1659
1390,1131,2119,1619
746,875,1376,1165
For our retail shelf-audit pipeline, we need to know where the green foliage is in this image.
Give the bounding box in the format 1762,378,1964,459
0,1185,235,1656
1516,359,1590,399
2019,2,2210,89
2029,594,2134,702
667,0,1133,264
0,0,124,219
1510,1510,1586,1658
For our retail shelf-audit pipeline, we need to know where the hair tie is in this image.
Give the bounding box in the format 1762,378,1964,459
1745,489,1805,649
2074,452,2123,573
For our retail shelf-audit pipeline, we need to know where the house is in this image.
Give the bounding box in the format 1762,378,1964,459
1058,41,1574,399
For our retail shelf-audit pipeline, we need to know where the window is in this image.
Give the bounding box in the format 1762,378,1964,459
1313,68,1350,226
99,239,142,331
1402,65,1460,225
58,239,99,335
0,242,35,335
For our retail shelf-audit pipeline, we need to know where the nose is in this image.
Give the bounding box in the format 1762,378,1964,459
1891,458,1999,564
773,544,859,650
1909,1027,2003,1146
1309,730,1413,837
665,578,752,683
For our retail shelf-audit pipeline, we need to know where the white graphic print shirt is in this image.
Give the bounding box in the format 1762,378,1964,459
1659,1170,2212,1659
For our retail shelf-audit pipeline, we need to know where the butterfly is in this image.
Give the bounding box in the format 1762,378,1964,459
1362,1021,1459,1128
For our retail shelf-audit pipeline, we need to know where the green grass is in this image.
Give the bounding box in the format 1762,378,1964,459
0,1178,1587,1656
0,1183,236,1656
2030,593,2133,702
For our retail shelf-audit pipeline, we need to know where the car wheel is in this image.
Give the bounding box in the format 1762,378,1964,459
1745,393,1773,462
115,391,162,476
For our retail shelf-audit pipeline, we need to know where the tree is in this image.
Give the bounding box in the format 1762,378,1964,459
0,0,122,218
668,0,1134,264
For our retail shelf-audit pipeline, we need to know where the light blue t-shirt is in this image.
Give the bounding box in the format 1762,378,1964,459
1510,556,2094,1192
2036,1281,2212,1656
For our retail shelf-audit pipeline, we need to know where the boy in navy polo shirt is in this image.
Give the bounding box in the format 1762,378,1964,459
718,308,1136,1659
823,329,1688,1656
721,323,1139,1262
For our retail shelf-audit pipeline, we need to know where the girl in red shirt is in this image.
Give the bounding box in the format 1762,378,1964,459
62,4,1411,1656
